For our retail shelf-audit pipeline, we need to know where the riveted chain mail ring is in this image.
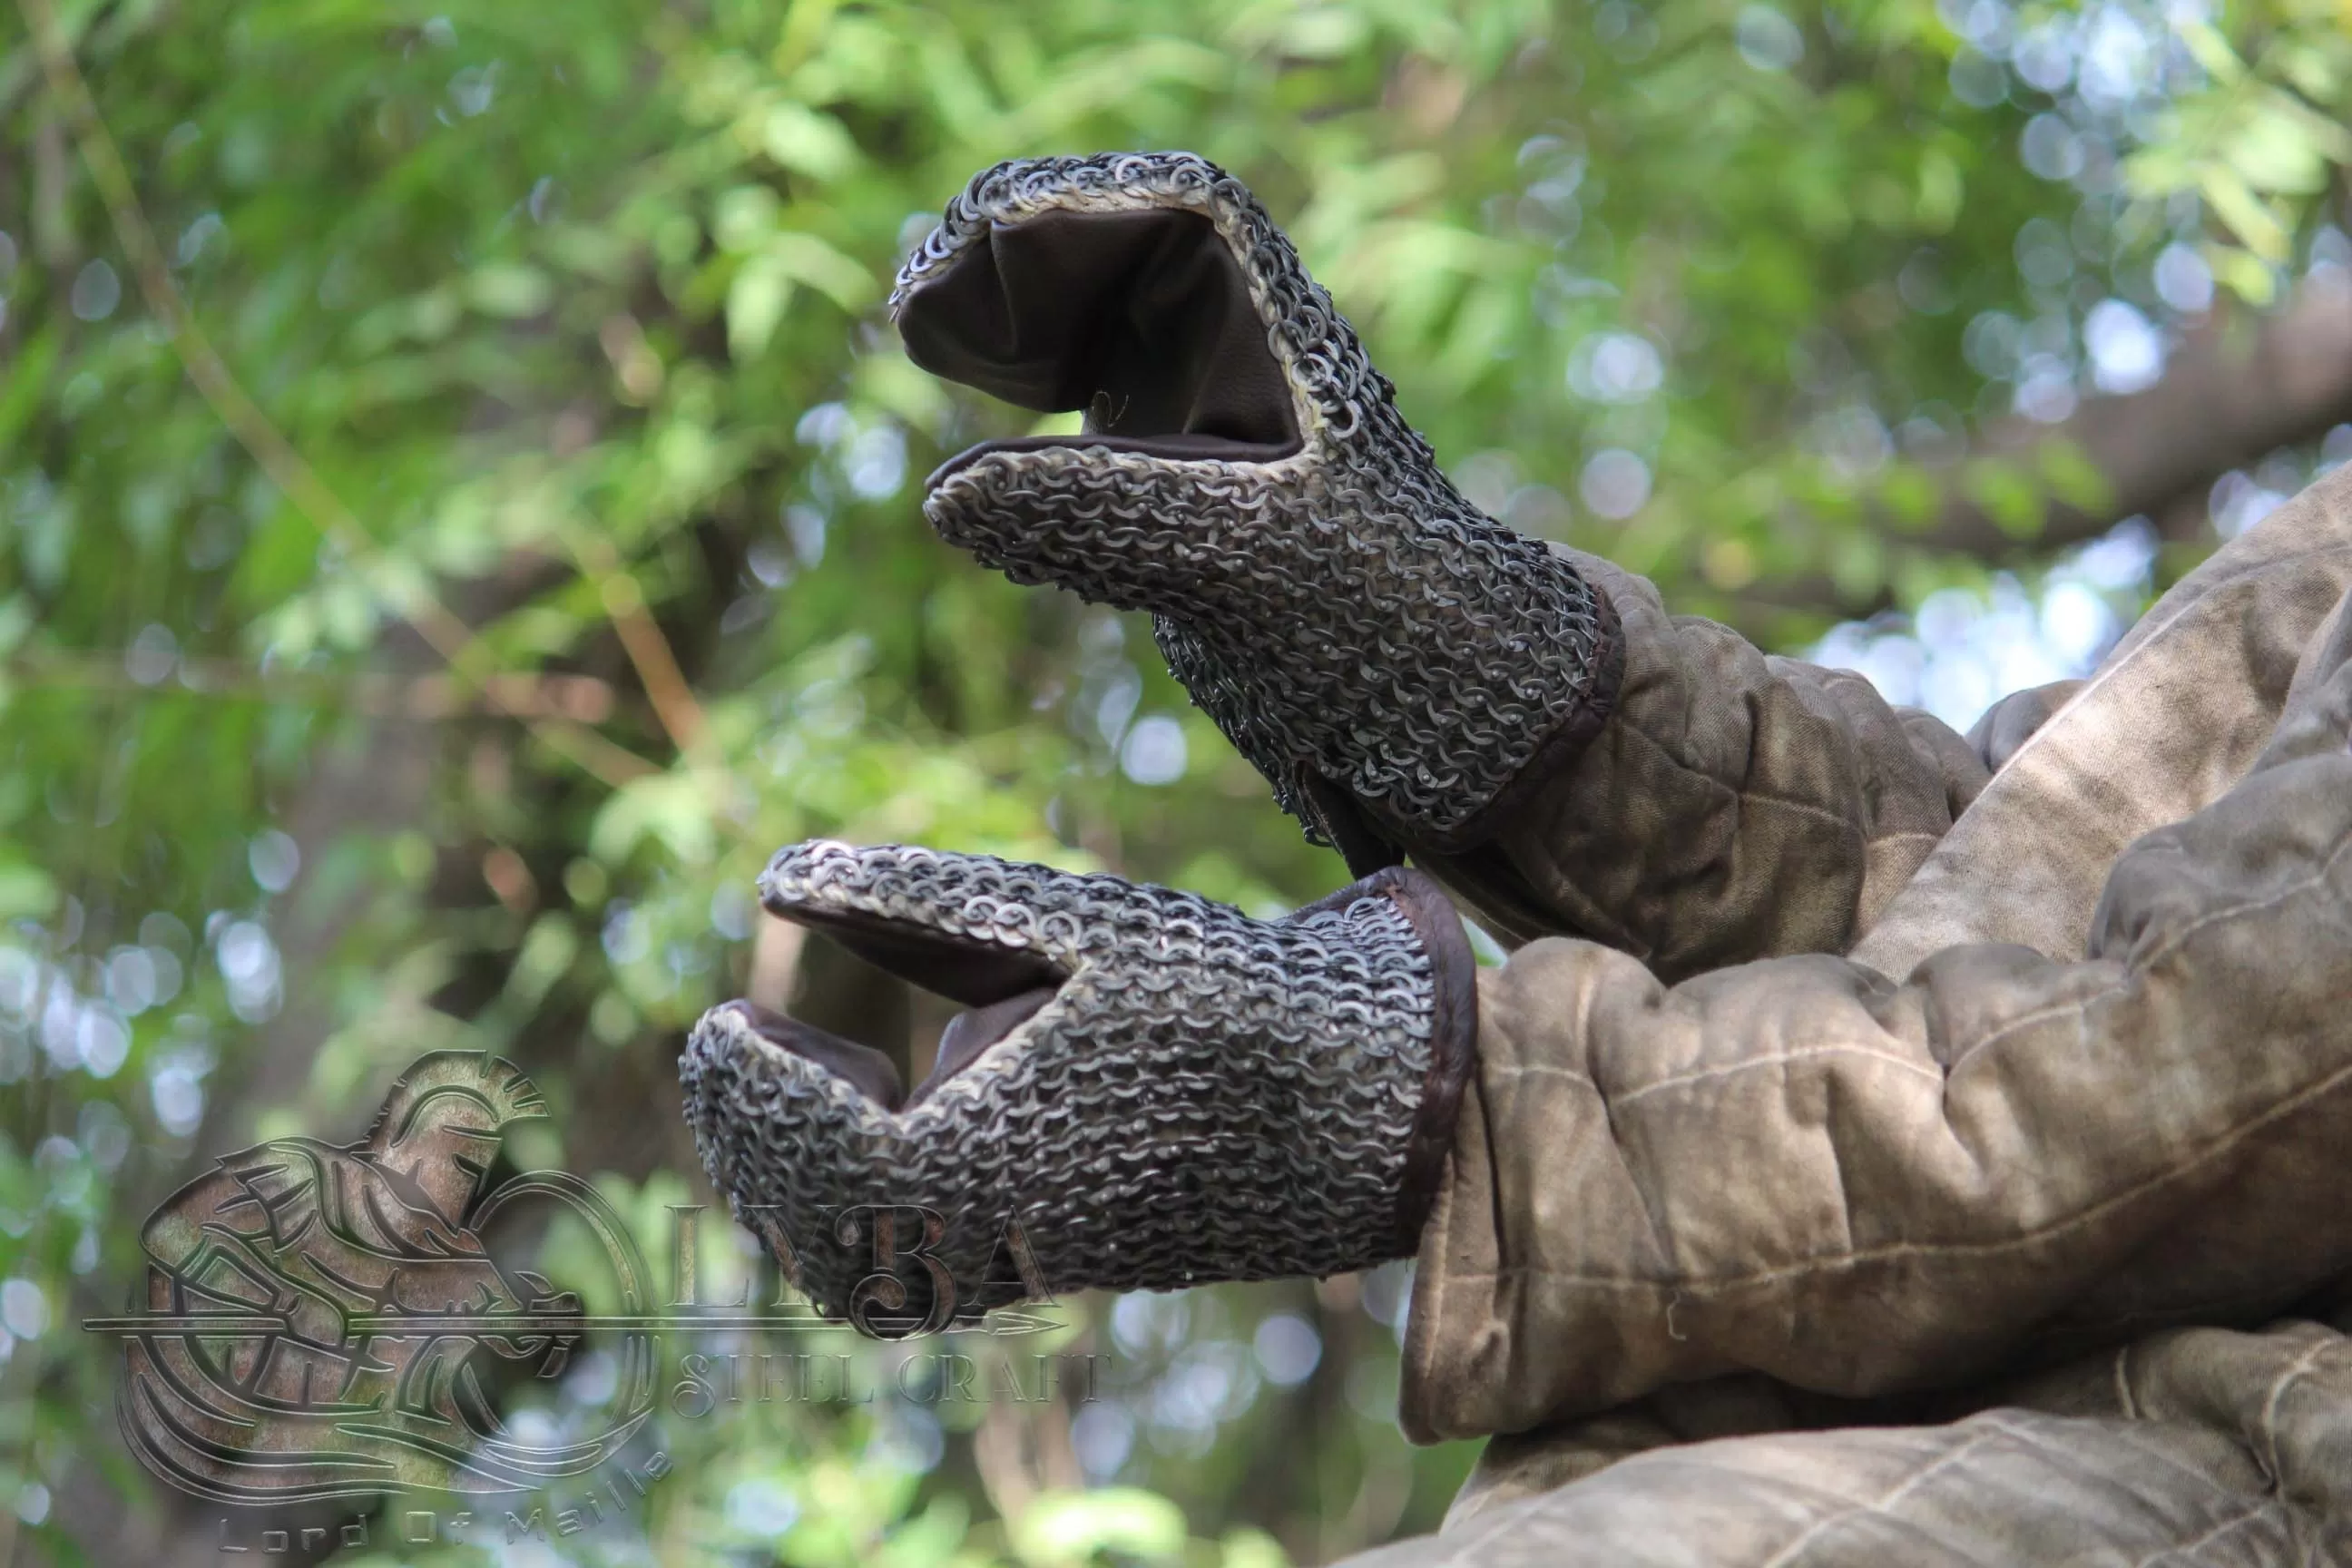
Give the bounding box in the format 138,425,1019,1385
679,841,1476,1323
894,152,1623,857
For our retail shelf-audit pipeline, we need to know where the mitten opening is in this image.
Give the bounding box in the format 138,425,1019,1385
898,207,1302,472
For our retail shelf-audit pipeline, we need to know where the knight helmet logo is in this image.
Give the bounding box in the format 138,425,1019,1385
102,1051,656,1504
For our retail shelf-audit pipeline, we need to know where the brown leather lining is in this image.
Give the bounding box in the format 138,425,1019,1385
758,892,1071,1008
718,998,906,1110
898,207,1303,456
903,985,1058,1109
1297,765,1407,879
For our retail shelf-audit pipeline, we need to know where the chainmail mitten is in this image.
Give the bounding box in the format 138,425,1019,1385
890,152,1624,867
679,840,1476,1330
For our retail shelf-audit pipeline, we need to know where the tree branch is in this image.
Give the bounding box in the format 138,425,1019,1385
1942,272,2352,558
1752,272,2352,622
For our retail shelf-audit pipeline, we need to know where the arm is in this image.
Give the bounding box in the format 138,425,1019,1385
888,152,1987,972
1402,642,2352,1442
1409,553,1992,978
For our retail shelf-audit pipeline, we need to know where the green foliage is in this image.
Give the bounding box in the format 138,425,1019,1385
0,0,2328,1561
2124,0,2352,298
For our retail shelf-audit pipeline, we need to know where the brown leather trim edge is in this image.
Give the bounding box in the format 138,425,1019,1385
1360,866,1480,1256
1406,572,1627,854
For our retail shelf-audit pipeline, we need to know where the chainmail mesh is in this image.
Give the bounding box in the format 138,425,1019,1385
893,152,1610,846
679,840,1436,1320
